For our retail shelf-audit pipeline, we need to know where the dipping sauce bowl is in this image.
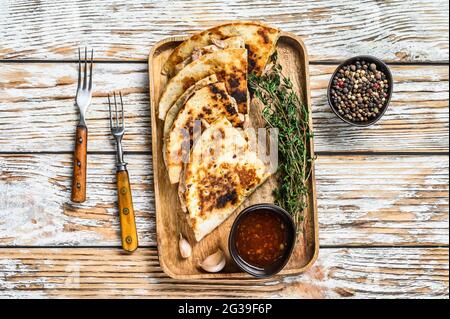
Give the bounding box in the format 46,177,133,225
228,203,296,278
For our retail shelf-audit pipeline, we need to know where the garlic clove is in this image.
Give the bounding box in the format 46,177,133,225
198,249,226,273
179,233,192,259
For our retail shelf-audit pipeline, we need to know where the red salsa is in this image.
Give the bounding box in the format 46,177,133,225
235,210,288,268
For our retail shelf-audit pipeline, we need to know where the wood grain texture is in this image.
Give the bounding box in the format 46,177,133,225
0,154,447,246
0,62,150,153
149,34,318,278
0,247,447,298
316,155,449,246
0,0,447,299
0,63,448,153
0,0,448,62
0,154,155,246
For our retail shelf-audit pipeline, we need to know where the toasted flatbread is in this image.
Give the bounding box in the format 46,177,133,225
180,117,270,241
172,36,245,75
158,48,248,120
165,82,243,184
163,74,219,141
163,21,279,77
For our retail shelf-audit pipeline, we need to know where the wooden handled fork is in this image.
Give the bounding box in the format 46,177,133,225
108,92,138,252
71,47,93,203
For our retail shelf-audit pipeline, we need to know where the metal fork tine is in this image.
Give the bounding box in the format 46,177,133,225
88,49,93,90
83,47,87,90
114,92,119,128
119,92,124,129
107,94,113,130
77,48,81,93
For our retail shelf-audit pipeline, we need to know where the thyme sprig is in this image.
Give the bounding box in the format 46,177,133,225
249,56,314,230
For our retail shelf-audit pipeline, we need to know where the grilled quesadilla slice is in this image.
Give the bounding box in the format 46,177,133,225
163,74,219,141
165,82,244,184
158,48,248,120
172,36,245,75
163,21,279,77
181,117,271,241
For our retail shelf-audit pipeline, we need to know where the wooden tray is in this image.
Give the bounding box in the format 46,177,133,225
149,32,318,279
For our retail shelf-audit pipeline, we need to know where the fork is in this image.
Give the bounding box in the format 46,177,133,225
108,92,138,252
71,47,93,203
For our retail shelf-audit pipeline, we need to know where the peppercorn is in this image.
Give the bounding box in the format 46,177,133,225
330,59,390,124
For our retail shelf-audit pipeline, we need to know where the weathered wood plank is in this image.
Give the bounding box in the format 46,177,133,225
0,154,155,246
0,63,448,153
0,63,150,153
0,247,447,298
310,64,449,152
0,154,447,246
0,0,448,62
316,155,449,246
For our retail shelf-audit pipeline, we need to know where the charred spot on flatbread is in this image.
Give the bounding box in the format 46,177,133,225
202,106,213,115
231,90,247,110
216,189,238,209
257,28,270,44
218,127,225,137
229,76,240,88
209,83,228,99
197,166,238,215
245,44,257,73
224,103,237,116
236,166,260,191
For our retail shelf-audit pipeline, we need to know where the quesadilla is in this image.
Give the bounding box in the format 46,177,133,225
180,117,271,241
163,74,219,140
165,82,244,184
158,48,248,120
163,21,279,77
172,36,245,76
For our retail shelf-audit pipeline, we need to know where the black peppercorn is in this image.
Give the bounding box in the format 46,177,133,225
330,59,390,124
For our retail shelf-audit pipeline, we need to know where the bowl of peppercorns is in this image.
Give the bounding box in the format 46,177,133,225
327,55,393,126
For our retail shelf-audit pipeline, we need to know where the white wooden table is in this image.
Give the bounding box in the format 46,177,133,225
0,0,448,298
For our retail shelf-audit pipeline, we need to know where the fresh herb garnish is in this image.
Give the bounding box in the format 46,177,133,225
249,55,314,230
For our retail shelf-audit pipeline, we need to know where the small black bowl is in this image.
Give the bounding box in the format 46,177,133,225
228,203,296,278
327,55,393,127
